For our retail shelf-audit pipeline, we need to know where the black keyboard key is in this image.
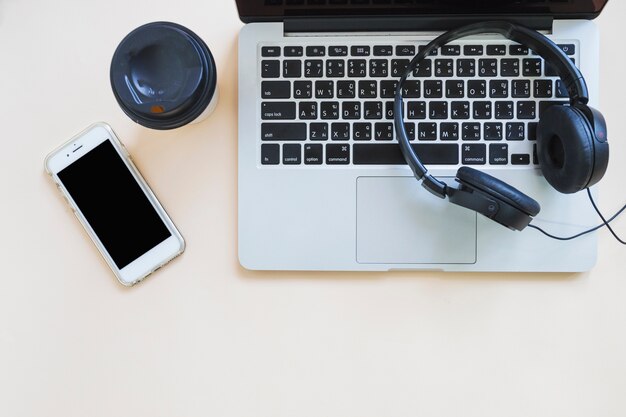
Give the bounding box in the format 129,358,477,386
261,144,280,165
500,58,520,77
441,45,460,56
358,81,377,98
304,144,323,165
320,102,339,120
342,102,361,119
429,102,448,119
545,61,559,77
391,59,410,77
451,101,470,119
374,123,394,141
380,80,398,98
484,123,503,140
326,59,345,77
304,60,324,78
512,79,531,98
404,123,416,141
337,80,356,98
353,143,458,165
369,59,389,77
326,144,350,164
506,123,525,140
445,80,464,98
262,81,290,99
331,123,350,140
435,59,454,77
457,59,476,77
373,45,393,56
364,101,383,119
315,81,334,98
396,45,416,56
293,81,312,99
284,46,303,57
385,101,394,120
423,80,442,98
261,60,280,78
262,102,296,120
319,116,344,141
329,46,348,56
528,122,538,141
413,59,432,77
462,144,486,165
261,46,280,57
511,153,530,165
523,59,542,76
353,123,372,141
262,123,307,141
440,123,459,140
418,45,438,56
298,102,317,119
283,60,302,78
400,80,421,98
495,101,514,119
306,46,325,56
487,45,506,56
467,80,486,98
472,101,492,119
417,123,437,141
351,45,370,56
510,45,529,55
533,144,539,165
489,80,508,98
539,101,566,116
283,144,301,165
555,80,569,98
534,80,553,98
516,101,536,119
479,59,497,77
464,45,483,56
407,101,426,119
558,44,576,56
489,144,508,165
348,59,367,77
462,123,481,140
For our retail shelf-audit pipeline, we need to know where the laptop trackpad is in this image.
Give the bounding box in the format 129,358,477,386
356,177,476,264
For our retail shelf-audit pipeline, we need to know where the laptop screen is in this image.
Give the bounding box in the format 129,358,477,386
236,0,608,22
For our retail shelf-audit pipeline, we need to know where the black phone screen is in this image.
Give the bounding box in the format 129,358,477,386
58,140,172,269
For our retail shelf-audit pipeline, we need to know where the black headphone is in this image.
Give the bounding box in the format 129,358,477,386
394,21,609,231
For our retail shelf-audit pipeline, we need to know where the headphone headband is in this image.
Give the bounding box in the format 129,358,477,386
394,21,589,198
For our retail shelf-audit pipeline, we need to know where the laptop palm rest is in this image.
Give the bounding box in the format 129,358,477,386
356,176,477,264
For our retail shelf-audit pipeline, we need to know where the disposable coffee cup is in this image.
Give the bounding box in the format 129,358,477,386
110,22,218,130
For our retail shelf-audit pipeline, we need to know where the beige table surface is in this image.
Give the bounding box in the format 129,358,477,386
2,1,626,416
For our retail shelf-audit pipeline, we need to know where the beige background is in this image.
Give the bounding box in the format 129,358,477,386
1,0,626,416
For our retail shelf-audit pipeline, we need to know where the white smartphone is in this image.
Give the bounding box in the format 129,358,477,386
45,122,185,286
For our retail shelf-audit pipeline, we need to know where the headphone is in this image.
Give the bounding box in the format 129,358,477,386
394,21,609,231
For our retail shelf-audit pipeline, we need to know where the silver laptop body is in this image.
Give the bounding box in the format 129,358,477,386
237,2,606,272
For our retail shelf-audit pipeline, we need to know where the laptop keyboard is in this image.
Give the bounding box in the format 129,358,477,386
258,41,576,166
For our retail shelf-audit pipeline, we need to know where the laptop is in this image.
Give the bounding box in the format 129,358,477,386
236,0,608,272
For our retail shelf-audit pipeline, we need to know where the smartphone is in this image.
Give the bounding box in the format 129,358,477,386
45,122,185,286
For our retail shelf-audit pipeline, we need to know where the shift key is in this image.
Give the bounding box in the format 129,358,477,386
262,123,307,141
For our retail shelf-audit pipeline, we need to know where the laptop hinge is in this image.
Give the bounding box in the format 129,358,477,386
284,15,553,34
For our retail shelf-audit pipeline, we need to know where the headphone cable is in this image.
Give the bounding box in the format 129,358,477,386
528,189,626,244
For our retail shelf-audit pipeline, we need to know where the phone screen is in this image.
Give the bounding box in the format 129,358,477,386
57,140,172,269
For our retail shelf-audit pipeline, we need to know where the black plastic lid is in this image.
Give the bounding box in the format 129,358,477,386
110,22,216,130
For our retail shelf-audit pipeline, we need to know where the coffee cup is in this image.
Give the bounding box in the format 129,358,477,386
110,21,218,130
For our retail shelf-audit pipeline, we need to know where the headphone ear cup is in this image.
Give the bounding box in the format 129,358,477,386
456,167,541,217
537,105,596,194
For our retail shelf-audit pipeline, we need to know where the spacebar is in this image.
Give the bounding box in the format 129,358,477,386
353,144,459,165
